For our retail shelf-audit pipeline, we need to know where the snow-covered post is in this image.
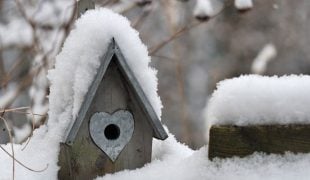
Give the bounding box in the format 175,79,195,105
206,75,310,159
55,9,167,179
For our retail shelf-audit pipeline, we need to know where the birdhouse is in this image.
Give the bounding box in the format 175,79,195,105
58,39,168,179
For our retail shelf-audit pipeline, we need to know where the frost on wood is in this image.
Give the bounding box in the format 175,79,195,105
206,75,310,127
0,8,162,179
193,0,224,20
235,0,253,10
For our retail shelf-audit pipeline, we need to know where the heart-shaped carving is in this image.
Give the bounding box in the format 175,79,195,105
89,110,134,162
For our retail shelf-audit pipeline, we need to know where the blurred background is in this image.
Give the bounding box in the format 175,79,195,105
1,0,310,149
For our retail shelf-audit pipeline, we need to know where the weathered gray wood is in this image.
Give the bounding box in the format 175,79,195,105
114,44,168,140
65,39,168,144
208,124,310,160
65,41,115,145
58,59,153,179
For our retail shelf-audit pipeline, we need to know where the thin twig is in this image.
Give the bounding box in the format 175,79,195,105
7,111,46,117
21,108,35,150
0,107,30,113
133,6,153,29
0,145,49,172
149,21,203,55
152,54,177,61
100,0,118,7
0,110,48,174
149,2,227,56
0,116,15,180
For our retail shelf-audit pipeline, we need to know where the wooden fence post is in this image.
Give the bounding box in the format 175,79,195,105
209,124,310,159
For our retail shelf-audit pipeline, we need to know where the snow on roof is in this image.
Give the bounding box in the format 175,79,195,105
207,75,310,126
0,8,162,179
48,8,162,127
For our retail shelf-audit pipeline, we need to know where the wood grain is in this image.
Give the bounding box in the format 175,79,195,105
208,124,310,159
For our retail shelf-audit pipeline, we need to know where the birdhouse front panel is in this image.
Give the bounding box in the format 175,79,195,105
58,57,153,179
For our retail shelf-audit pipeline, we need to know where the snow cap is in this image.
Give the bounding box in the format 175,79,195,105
207,75,310,126
48,8,163,138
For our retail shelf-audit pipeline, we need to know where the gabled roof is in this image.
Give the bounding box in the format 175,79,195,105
65,39,168,145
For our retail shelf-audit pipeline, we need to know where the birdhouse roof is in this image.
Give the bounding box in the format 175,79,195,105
65,39,168,144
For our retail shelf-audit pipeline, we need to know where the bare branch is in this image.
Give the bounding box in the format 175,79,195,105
0,145,49,172
149,21,203,55
0,116,15,180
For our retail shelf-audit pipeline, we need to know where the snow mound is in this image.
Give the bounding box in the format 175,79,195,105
207,75,310,126
0,8,162,179
98,147,310,180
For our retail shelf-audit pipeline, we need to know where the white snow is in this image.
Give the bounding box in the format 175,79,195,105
235,0,253,10
29,68,49,125
193,0,224,19
0,84,19,108
206,75,310,127
13,124,32,144
251,43,277,74
0,8,162,179
2,6,310,180
48,8,162,123
0,19,33,48
98,146,310,180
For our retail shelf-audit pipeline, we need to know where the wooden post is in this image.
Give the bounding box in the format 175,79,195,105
208,124,310,159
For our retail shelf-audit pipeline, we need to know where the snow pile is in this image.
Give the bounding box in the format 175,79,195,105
207,75,310,126
251,43,277,74
235,0,253,10
49,9,162,122
98,147,310,180
193,0,224,19
0,8,162,179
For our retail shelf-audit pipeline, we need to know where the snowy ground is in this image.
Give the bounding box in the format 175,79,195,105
98,133,310,180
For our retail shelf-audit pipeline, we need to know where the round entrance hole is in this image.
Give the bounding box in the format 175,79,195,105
104,124,120,140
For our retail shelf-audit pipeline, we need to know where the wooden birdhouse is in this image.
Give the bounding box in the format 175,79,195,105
58,39,168,179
